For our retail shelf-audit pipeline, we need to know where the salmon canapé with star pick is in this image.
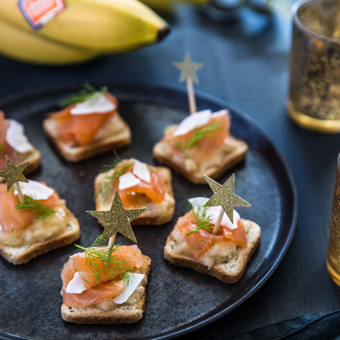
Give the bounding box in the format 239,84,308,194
153,109,248,184
43,84,131,162
0,157,79,265
0,111,40,180
164,174,261,283
94,154,175,226
61,190,151,324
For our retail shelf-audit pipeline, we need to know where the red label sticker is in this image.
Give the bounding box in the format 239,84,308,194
18,0,66,30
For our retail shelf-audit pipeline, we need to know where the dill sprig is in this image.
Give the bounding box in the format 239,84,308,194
175,121,221,157
186,236,216,251
99,150,123,173
75,236,134,286
0,144,6,151
60,82,108,107
94,153,134,203
15,195,56,220
185,203,214,236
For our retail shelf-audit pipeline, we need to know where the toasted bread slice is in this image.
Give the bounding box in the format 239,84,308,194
94,164,175,226
153,136,248,184
0,207,80,265
61,255,151,324
0,147,41,183
43,112,131,162
164,219,261,284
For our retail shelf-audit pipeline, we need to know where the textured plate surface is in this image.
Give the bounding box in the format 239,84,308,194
0,82,297,340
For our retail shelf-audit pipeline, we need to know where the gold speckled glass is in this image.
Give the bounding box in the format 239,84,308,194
327,154,340,286
288,0,340,133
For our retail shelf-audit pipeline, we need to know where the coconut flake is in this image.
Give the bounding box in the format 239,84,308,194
188,196,240,230
113,273,145,304
132,160,151,183
118,173,141,190
173,109,212,136
5,120,33,153
14,180,54,200
70,94,116,115
65,272,87,294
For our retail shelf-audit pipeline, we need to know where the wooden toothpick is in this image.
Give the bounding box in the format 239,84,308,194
213,207,224,234
108,234,116,249
186,78,197,115
15,182,25,203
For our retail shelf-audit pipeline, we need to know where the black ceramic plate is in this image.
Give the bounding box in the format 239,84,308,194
0,82,297,340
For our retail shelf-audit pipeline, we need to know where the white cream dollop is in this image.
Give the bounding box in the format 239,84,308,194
15,180,54,200
173,109,229,137
65,272,86,294
113,273,145,304
132,159,151,183
188,196,240,230
70,94,116,115
118,172,141,190
173,109,212,136
212,109,228,118
5,120,33,153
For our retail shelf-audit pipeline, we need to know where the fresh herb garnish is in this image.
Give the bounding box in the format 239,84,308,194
94,152,134,203
99,150,123,173
186,238,202,251
0,144,6,151
186,236,216,251
15,195,56,220
185,203,214,236
175,121,221,157
201,237,216,246
60,82,107,108
75,236,134,286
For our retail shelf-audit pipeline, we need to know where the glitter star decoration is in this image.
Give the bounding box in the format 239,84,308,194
173,52,203,84
0,156,29,191
87,190,147,244
204,174,251,223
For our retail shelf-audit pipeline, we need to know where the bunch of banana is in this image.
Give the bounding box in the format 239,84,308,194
0,0,170,65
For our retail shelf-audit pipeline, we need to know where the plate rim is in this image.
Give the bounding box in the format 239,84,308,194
0,80,298,340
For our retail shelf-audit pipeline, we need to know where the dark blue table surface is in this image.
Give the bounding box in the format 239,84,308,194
0,5,340,339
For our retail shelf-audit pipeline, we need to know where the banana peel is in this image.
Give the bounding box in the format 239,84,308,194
0,17,98,65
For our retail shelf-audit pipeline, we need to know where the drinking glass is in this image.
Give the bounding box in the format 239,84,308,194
288,0,340,133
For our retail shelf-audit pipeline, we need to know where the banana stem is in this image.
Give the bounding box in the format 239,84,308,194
187,77,197,114
15,182,24,203
213,207,224,234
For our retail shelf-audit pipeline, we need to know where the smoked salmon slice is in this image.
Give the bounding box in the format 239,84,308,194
0,183,59,232
61,246,148,308
166,113,230,161
63,279,126,308
49,93,118,146
112,162,165,206
0,112,18,169
178,211,247,258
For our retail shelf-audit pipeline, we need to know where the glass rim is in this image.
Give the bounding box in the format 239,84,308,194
292,0,340,44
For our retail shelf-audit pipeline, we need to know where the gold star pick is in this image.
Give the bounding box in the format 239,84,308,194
0,156,29,191
173,52,203,84
204,174,251,223
87,190,147,244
